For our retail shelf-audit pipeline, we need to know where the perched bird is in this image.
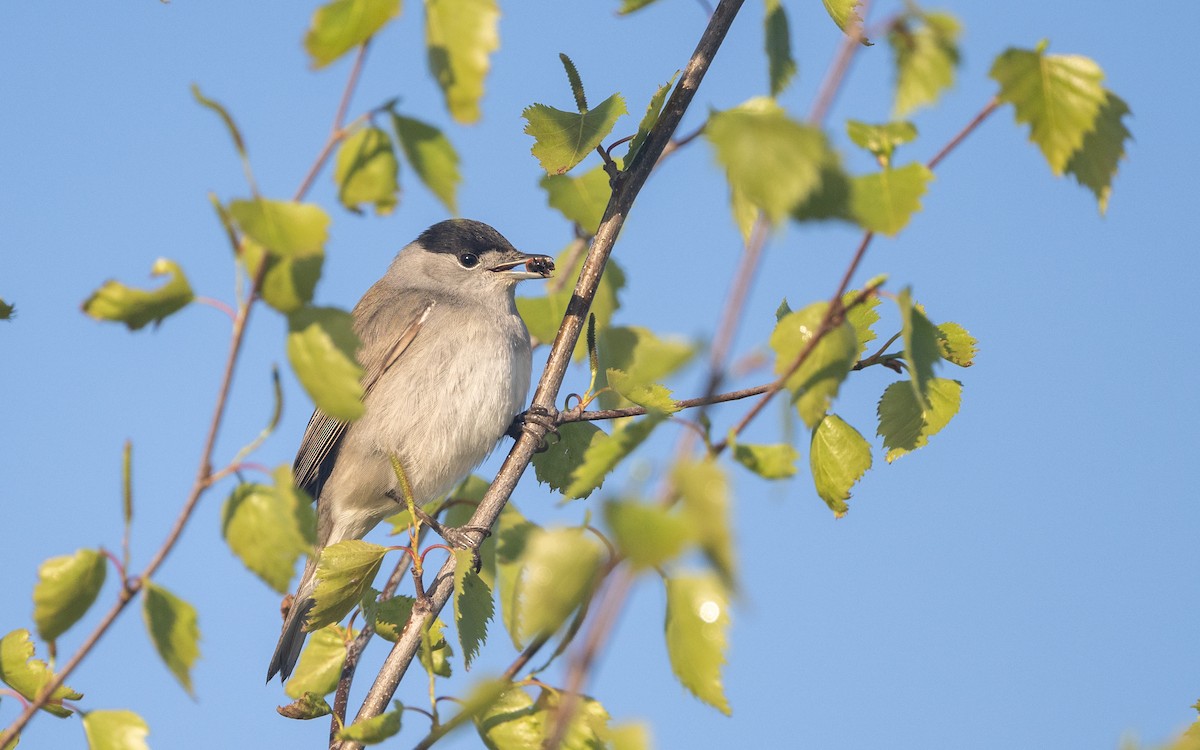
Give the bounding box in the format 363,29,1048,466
267,219,554,682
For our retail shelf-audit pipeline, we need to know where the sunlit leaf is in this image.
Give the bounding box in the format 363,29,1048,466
936,321,977,367
604,499,692,569
286,306,365,421
337,701,403,744
523,94,629,175
277,691,333,720
390,112,461,214
425,0,498,124
673,460,736,587
240,239,323,313
142,584,201,696
540,166,611,235
494,504,537,649
33,549,107,643
769,302,858,428
843,290,881,360
627,76,675,164
618,0,661,14
221,467,316,593
81,709,150,750
566,415,665,500
475,686,609,750
307,541,386,630
664,574,730,715
809,414,873,516
418,618,453,679
850,162,933,236
595,325,696,410
1065,91,1132,214
453,549,493,671
305,0,400,68
609,722,652,750
846,120,917,163
605,369,679,415
333,126,399,216
82,258,193,331
286,625,351,699
898,289,941,409
531,422,605,497
731,442,798,480
890,11,960,116
0,629,83,718
514,528,603,642
229,198,330,258
821,0,870,44
369,595,416,643
877,378,963,462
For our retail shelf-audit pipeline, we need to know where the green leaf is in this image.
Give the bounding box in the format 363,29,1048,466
707,98,834,223
595,325,696,410
517,249,626,359
790,152,854,224
33,549,107,643
627,76,675,164
0,299,15,320
425,0,499,124
877,378,963,462
229,198,330,258
337,701,403,744
475,687,609,750
305,0,400,68
370,595,416,643
809,414,873,516
514,528,603,642
523,94,629,175
565,415,666,501
604,499,692,569
609,722,652,750
769,302,858,428
1065,91,1132,214
452,549,494,671
495,505,537,649
419,618,453,679
605,369,679,415
540,166,611,235
142,584,200,696
285,625,349,700
308,541,387,630
990,44,1107,175
82,258,194,331
559,53,588,113
239,239,323,314
333,126,399,216
732,442,798,479
673,460,736,587
81,709,150,750
764,0,797,97
618,0,661,14
889,11,961,117
843,290,881,360
0,629,83,718
531,422,606,497
898,288,941,408
390,112,461,214
850,162,933,236
664,574,731,715
277,691,333,720
936,321,977,367
221,468,316,594
286,306,365,421
845,120,917,164
821,0,870,45
190,84,248,162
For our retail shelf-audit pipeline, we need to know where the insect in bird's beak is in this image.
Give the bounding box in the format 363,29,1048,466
490,254,555,280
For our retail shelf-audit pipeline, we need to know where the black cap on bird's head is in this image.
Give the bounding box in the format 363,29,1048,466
415,219,554,282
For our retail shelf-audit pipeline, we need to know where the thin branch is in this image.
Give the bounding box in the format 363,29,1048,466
808,0,872,125
927,97,1001,170
295,43,371,202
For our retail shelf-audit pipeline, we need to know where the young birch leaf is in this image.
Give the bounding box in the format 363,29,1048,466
426,0,498,124
33,549,107,643
475,687,609,750
604,499,692,569
791,153,854,224
239,239,323,314
531,421,606,496
605,369,679,415
305,0,400,68
307,541,387,629
333,126,399,216
821,0,870,45
596,325,696,410
990,44,1107,175
495,504,538,649
1064,91,1132,214
809,414,873,516
523,94,629,175
846,120,917,163
842,291,881,360
610,723,652,750
664,574,731,715
277,691,333,720
82,258,194,331
81,709,150,750
337,701,403,744
765,0,797,97
286,306,365,421
769,302,858,429
390,112,461,214
898,289,941,408
142,584,200,696
732,443,799,480
419,618,453,678
221,470,316,594
0,629,83,718
370,595,416,643
877,378,963,462
540,166,611,235
619,0,662,13
0,299,14,320
515,528,603,643
673,460,736,588
889,11,961,117
565,415,666,500
229,198,330,258
706,98,832,223
285,625,349,699
936,321,977,367
452,548,493,671
190,84,248,161
558,53,588,112
850,163,933,236
627,75,676,164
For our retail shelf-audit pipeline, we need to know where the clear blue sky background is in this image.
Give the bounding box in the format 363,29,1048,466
2,1,1197,748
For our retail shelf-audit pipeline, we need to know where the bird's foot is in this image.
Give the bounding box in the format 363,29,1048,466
410,506,490,571
506,404,561,453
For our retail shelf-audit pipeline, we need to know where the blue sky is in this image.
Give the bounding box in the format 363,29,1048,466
2,1,1198,748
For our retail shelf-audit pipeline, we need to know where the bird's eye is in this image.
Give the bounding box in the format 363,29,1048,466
458,252,479,269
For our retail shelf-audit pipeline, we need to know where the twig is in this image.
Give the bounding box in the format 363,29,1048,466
808,0,872,125
927,98,1000,170
295,43,371,202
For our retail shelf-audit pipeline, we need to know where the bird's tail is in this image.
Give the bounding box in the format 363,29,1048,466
266,558,318,683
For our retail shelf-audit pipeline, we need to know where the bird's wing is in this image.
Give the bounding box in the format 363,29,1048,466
292,297,437,500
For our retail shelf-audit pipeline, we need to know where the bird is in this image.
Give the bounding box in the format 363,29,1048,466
267,218,554,682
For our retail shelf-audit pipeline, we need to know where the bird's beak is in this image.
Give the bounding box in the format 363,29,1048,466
489,251,555,281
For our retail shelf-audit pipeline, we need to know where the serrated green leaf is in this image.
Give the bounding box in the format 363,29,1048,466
627,76,675,164
419,618,453,678
889,11,960,117
390,112,461,214
565,415,665,500
229,198,330,258
523,94,629,175
305,0,400,68
517,248,626,359
81,709,149,750
0,629,83,718
0,298,13,320
809,414,873,516
475,686,609,750
338,701,403,744
370,595,416,643
286,306,365,421
595,326,696,411
1065,91,1131,214
333,126,399,216
898,289,941,408
990,45,1107,175
769,302,858,428
82,258,194,331
822,0,870,45
605,369,679,415
495,504,537,649
452,549,493,671
707,98,834,223
791,153,854,224
877,378,963,462
240,238,323,313
559,53,588,113
277,691,333,720
142,584,200,696
673,460,735,587
307,541,387,630
515,528,603,642
286,625,351,699
531,422,606,497
222,468,315,594
664,574,731,715
540,166,611,236
846,120,917,164
426,0,498,124
33,549,106,643
604,499,692,569
850,162,932,236
732,442,799,479
936,321,977,367
765,0,797,98
843,291,881,360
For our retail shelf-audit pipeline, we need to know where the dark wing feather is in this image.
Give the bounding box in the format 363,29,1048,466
292,297,436,500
